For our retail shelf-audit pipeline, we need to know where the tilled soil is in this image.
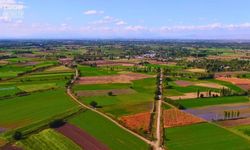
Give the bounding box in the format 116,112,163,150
56,123,109,150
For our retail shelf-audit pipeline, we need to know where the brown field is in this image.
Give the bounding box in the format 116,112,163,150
77,72,153,85
163,109,204,128
217,77,250,90
77,89,136,97
186,103,250,121
167,92,220,100
120,112,151,131
1,144,22,150
217,118,250,127
57,123,109,150
195,83,226,89
0,60,8,65
45,65,73,72
175,80,193,87
82,60,136,67
185,68,206,73
175,80,226,89
215,71,248,78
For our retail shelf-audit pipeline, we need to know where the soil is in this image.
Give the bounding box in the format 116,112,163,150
217,118,250,127
77,89,136,97
77,72,152,85
167,92,220,100
56,123,109,150
175,80,193,87
163,109,204,128
119,112,151,132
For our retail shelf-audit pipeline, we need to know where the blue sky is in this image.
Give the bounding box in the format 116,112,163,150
1,0,250,39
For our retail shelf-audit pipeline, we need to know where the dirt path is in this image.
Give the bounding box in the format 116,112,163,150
154,69,164,150
67,68,154,147
57,123,109,150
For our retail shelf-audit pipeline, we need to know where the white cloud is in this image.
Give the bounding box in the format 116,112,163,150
0,0,25,23
125,25,147,32
84,10,104,15
116,21,126,26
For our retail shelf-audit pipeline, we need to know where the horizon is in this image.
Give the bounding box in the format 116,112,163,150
1,0,250,39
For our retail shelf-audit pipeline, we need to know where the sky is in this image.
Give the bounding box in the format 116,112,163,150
1,0,250,39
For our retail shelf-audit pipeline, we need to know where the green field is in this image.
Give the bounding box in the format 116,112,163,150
16,129,81,150
164,80,221,97
209,79,245,93
165,123,250,150
233,125,250,138
79,78,155,117
0,89,77,129
69,110,149,150
73,83,131,91
17,83,58,92
78,65,118,76
177,96,249,108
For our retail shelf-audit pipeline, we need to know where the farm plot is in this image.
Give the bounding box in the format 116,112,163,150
119,112,151,132
57,123,109,150
164,80,224,98
17,83,58,92
165,123,250,150
69,110,149,150
175,80,226,89
76,88,136,97
44,65,73,73
232,125,250,138
178,96,249,109
217,77,250,91
78,65,118,77
80,78,155,117
185,102,250,121
0,89,77,129
217,118,250,127
167,92,220,100
163,109,204,128
16,129,81,150
77,72,152,85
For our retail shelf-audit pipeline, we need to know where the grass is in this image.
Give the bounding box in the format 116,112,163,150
177,96,249,108
69,110,149,150
0,85,21,97
233,125,250,138
165,123,250,150
0,89,77,129
78,65,118,76
73,83,131,91
16,129,81,150
17,83,58,92
209,79,245,93
80,78,155,117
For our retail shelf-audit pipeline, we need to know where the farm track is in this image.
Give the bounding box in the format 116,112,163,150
67,68,155,147
155,69,164,150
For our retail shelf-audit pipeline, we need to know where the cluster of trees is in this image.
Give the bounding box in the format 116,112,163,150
180,59,250,72
224,110,240,120
154,68,162,100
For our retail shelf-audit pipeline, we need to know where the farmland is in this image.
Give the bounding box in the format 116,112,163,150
69,110,149,150
16,129,81,150
177,96,249,108
74,77,156,117
165,123,250,150
1,40,250,150
0,89,77,129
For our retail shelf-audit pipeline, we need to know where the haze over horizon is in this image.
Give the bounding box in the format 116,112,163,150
1,0,250,39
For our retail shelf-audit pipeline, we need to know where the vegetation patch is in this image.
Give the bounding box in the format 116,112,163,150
69,110,149,150
163,109,204,128
16,129,81,150
119,112,151,132
17,83,58,92
165,123,250,150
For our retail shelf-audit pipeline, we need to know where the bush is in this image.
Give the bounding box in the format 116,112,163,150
13,131,23,140
49,119,65,128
